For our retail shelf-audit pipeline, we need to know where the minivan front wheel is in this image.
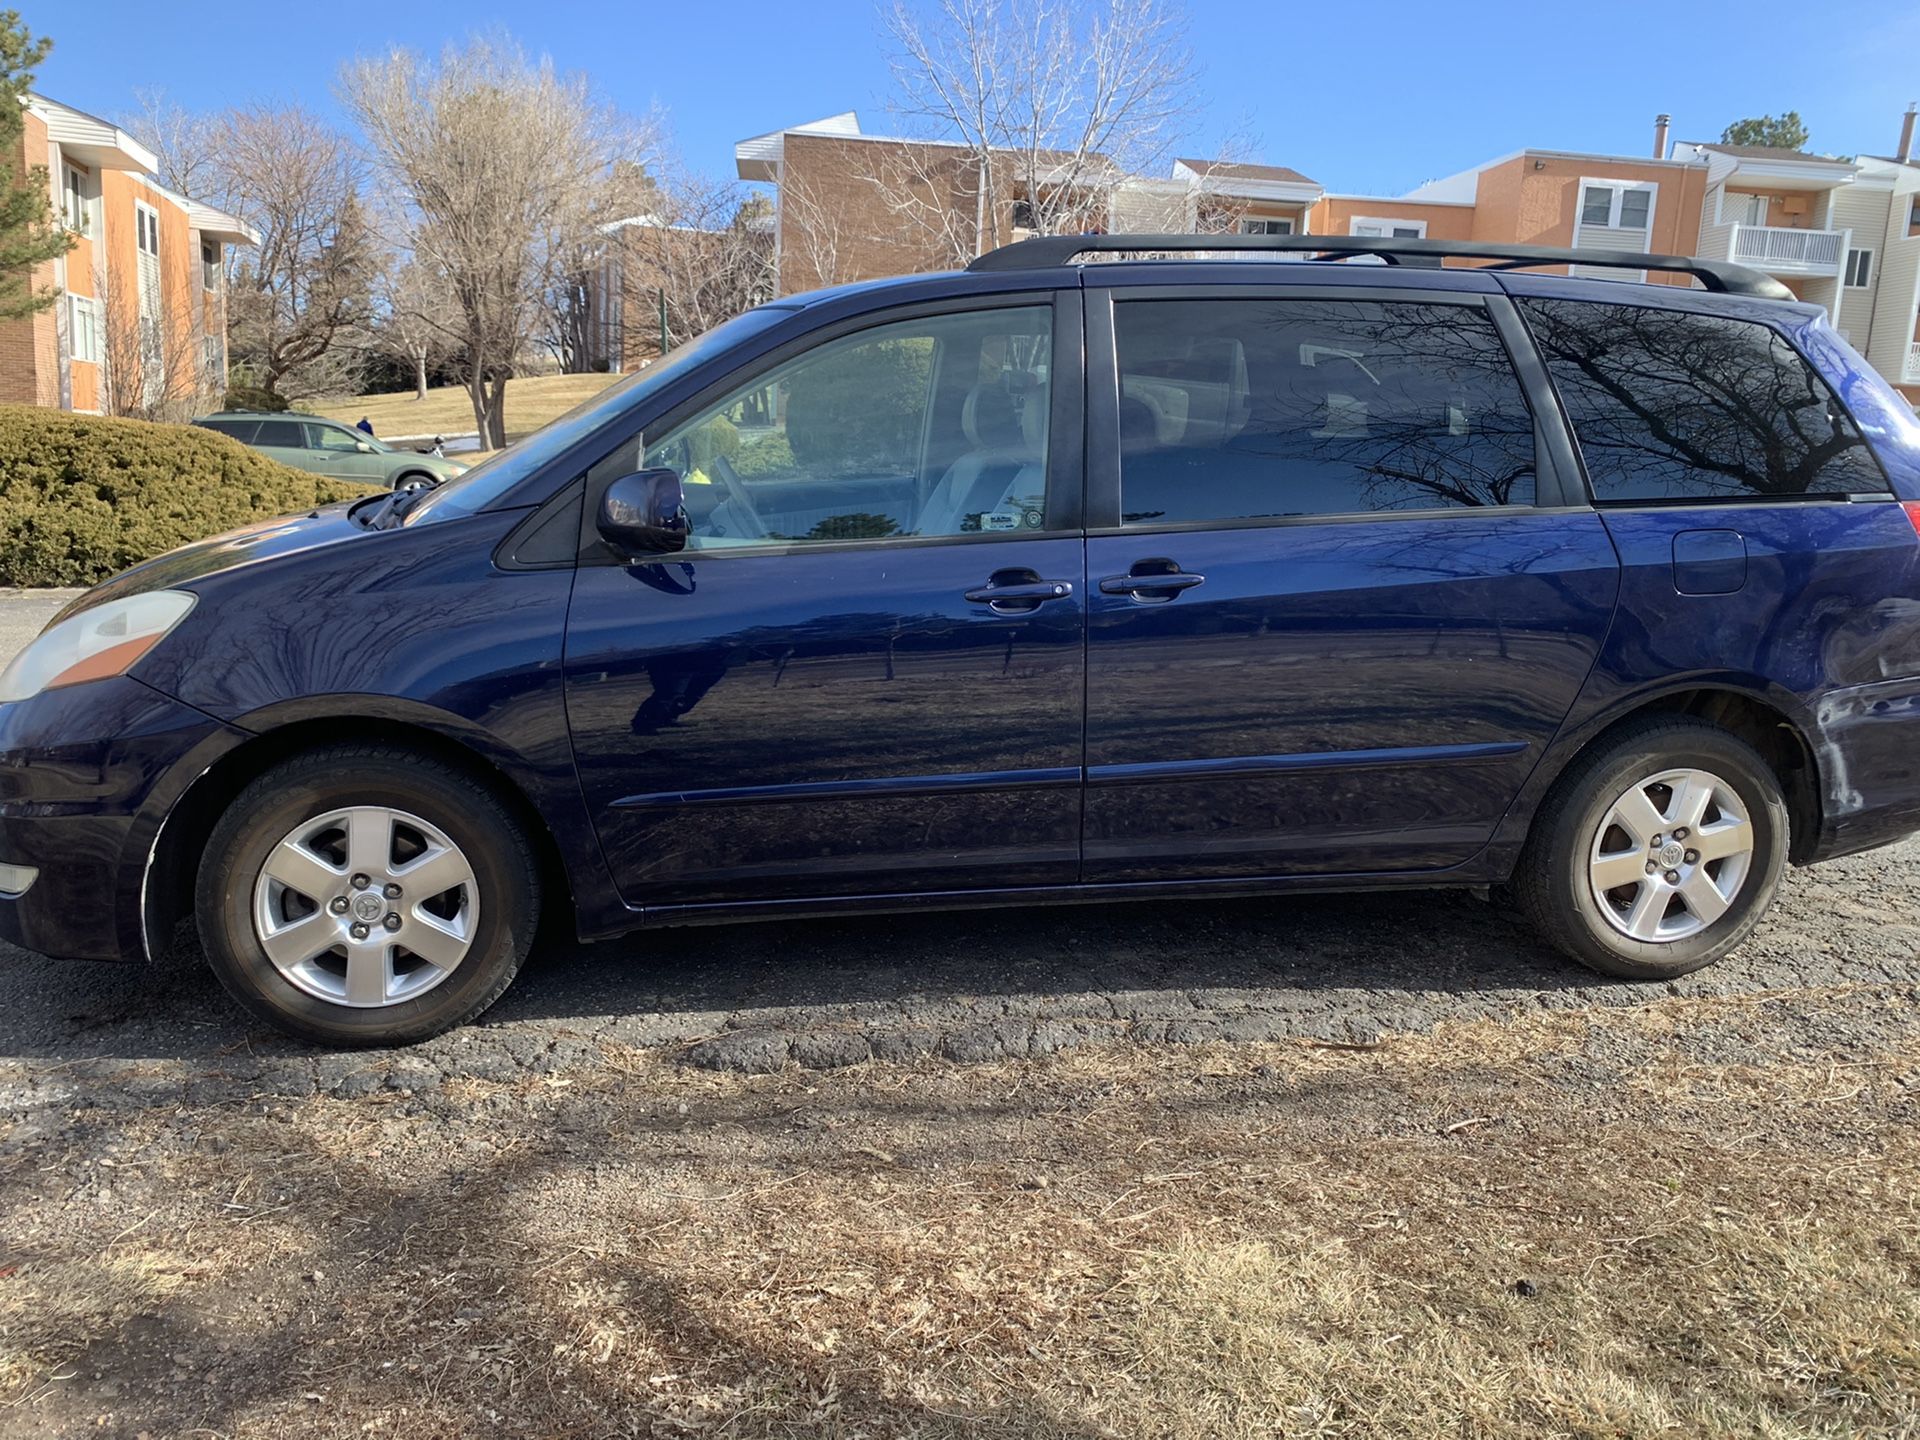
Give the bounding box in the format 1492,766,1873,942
1514,717,1788,979
197,744,539,1046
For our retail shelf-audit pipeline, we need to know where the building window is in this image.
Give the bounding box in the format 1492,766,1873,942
1579,180,1657,232
1348,217,1427,238
1010,199,1037,230
1239,217,1294,236
61,165,91,234
1909,196,1920,232
67,295,103,364
201,239,222,290
1845,248,1874,288
135,203,160,257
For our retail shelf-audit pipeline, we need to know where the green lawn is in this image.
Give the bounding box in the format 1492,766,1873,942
309,373,622,442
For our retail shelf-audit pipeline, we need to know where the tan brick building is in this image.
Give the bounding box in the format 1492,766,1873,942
2,93,256,416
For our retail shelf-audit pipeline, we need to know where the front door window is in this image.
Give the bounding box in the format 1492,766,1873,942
641,307,1054,547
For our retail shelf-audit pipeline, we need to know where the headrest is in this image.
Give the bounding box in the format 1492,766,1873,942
1119,394,1160,448
962,385,1027,451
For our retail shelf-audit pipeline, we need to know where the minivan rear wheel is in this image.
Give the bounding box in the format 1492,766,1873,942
196,744,538,1046
1513,716,1788,979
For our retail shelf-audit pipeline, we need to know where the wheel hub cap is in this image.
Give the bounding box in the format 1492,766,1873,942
250,805,480,1008
1588,767,1755,944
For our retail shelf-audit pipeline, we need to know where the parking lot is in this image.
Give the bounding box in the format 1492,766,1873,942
1,590,1917,1436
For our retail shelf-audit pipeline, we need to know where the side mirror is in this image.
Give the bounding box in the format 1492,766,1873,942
355,440,374,453
597,468,689,557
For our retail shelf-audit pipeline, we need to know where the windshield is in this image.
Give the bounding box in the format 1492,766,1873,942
404,306,796,521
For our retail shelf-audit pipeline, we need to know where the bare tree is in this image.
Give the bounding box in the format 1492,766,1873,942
342,36,656,447
92,265,207,420
214,106,378,399
644,172,775,343
120,101,377,399
873,0,1197,260
776,166,855,295
375,258,459,400
119,88,222,199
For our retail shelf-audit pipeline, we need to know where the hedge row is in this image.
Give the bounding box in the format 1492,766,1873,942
0,407,373,587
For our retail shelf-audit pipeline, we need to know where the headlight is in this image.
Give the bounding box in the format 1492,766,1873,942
0,591,197,704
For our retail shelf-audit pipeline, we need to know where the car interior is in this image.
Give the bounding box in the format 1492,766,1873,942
644,309,1054,546
1115,300,1537,522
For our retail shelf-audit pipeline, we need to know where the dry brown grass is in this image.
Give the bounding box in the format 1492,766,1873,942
306,373,619,441
1,988,1915,1436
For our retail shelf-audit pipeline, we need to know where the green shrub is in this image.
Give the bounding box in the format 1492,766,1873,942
734,430,796,478
220,386,290,413
0,407,373,587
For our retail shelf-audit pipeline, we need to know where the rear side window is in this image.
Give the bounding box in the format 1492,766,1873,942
1520,297,1889,503
1113,298,1536,526
198,419,258,443
252,420,307,448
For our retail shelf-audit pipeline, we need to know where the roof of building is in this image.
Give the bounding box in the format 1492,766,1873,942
1173,158,1318,186
26,93,156,174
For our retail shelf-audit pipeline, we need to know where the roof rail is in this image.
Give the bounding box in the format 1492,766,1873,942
966,232,1794,300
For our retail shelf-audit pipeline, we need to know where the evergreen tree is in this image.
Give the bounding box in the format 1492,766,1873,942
1720,113,1810,151
0,11,71,321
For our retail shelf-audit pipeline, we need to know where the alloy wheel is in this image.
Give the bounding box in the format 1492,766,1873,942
250,806,479,1007
1587,767,1755,943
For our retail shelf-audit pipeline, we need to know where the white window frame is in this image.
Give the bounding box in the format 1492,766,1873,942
1845,247,1875,289
67,294,103,364
1578,178,1658,233
60,163,94,236
1238,216,1294,236
1348,216,1428,239
135,200,160,257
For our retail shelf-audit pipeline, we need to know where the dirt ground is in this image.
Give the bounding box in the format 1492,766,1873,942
0,978,1914,1439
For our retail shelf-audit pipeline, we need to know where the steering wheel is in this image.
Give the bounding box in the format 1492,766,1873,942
709,454,770,540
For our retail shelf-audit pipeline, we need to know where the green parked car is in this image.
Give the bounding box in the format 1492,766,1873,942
190,413,468,489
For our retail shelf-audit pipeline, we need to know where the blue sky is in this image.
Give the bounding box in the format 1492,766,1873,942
28,0,1920,197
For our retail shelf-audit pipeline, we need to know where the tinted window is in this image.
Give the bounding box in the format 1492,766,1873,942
1520,298,1889,503
252,420,307,449
641,306,1053,548
1114,298,1536,525
197,419,258,443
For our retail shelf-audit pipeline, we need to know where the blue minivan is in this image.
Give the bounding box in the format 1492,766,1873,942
6,233,1920,1046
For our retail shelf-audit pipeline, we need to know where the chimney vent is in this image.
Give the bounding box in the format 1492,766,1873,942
1901,103,1918,163
1653,113,1672,159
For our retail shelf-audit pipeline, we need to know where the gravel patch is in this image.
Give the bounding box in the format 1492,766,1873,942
0,836,1914,1099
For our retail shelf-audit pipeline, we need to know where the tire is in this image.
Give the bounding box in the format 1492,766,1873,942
1512,716,1788,980
196,744,539,1046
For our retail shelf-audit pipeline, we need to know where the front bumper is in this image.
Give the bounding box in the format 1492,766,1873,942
0,677,247,962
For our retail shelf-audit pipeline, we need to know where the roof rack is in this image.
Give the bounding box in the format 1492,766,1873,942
965,232,1794,300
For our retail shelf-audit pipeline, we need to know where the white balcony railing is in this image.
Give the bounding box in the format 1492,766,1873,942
1730,224,1845,275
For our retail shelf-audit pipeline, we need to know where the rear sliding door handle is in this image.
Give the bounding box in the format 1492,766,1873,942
1099,559,1206,601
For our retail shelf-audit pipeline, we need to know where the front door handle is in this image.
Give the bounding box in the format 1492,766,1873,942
1099,559,1206,602
964,568,1075,615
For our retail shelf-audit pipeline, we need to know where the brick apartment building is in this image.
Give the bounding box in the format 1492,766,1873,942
736,108,1920,401
2,93,256,416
